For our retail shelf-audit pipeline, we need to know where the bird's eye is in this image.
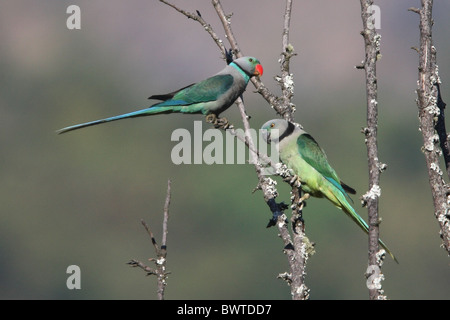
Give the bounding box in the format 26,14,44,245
270,123,275,128
249,58,253,62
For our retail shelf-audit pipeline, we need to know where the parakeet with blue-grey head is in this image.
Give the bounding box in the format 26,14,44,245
57,56,263,134
261,119,397,263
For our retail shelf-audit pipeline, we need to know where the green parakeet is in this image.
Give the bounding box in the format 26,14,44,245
57,56,263,134
261,119,397,263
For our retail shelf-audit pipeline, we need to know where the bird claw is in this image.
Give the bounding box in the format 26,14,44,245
300,193,310,202
205,114,217,123
292,214,305,232
283,174,301,188
215,117,232,129
205,114,233,130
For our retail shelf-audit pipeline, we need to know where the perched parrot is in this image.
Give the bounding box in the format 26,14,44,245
261,119,397,262
57,56,263,134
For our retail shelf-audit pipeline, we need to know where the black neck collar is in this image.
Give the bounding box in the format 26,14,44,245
279,121,296,142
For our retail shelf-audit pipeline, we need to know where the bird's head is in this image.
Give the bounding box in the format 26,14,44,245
233,56,263,77
261,119,295,144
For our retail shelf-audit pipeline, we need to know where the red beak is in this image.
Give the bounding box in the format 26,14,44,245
254,64,263,77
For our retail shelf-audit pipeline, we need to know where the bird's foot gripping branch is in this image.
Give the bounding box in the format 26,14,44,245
205,114,233,130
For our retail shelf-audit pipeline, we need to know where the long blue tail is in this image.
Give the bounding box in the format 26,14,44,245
56,106,173,134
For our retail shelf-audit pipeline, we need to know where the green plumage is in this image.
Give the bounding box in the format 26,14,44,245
157,74,234,109
57,56,262,134
296,134,348,196
262,119,397,263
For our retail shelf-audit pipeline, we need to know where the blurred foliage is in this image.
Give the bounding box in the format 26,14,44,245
0,0,449,299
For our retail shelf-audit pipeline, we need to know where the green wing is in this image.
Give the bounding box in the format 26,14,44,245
296,134,348,197
157,74,234,106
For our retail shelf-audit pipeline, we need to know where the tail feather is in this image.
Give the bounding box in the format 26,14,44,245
341,181,356,195
56,106,174,134
322,183,397,262
341,202,398,263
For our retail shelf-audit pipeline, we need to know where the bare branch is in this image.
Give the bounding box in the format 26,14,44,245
211,0,241,57
161,179,171,251
359,0,388,300
279,0,296,122
128,179,172,300
127,259,157,276
141,219,159,251
159,0,228,59
434,83,450,179
412,0,450,255
285,188,312,300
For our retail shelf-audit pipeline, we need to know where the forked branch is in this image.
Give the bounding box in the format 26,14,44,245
128,179,172,300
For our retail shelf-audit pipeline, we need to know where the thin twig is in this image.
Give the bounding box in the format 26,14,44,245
161,179,171,251
279,0,296,122
159,0,227,60
128,179,172,300
141,219,159,251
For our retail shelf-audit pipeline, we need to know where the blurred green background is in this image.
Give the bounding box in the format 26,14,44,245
1,0,449,299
